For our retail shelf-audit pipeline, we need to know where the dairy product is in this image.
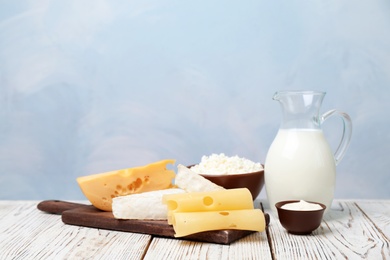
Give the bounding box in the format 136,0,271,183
162,188,266,237
191,153,263,175
163,188,253,213
265,129,335,212
281,200,323,211
171,209,266,237
112,188,185,219
175,164,225,192
163,188,253,224
77,159,176,211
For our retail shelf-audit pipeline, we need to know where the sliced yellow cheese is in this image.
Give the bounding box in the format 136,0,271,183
171,209,266,237
77,159,176,211
162,188,254,224
163,188,253,212
175,164,225,192
112,188,185,220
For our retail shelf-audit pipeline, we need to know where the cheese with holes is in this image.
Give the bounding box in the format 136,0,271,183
77,159,176,211
175,164,224,192
163,188,253,212
171,209,266,237
112,188,185,219
163,188,254,224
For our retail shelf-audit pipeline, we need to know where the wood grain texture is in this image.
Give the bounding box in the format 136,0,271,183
0,201,151,259
355,200,390,240
1,200,389,259
37,200,257,245
143,231,272,260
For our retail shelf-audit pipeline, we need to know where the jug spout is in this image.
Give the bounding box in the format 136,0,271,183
272,90,326,129
272,91,289,102
273,90,326,102
272,91,287,101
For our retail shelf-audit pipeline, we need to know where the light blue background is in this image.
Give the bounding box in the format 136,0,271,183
1,1,389,200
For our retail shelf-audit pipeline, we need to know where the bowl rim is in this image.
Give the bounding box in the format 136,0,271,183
187,164,264,177
275,200,326,212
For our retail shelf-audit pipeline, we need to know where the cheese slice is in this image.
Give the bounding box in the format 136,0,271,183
163,188,254,224
77,159,176,211
112,188,185,220
171,209,266,237
175,164,224,192
163,188,253,212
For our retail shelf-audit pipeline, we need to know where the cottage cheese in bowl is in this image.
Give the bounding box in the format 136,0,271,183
190,153,263,175
189,153,264,199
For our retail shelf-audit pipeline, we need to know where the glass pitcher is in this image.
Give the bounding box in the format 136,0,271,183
264,90,352,212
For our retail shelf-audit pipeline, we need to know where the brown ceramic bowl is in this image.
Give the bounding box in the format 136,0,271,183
275,200,326,235
188,165,264,200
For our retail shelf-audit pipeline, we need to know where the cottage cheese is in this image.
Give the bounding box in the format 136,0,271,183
190,153,263,175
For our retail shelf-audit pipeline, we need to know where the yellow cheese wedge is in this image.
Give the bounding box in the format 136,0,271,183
171,209,266,237
77,159,176,211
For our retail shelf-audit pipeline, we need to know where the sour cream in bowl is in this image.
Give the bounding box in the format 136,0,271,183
275,200,326,235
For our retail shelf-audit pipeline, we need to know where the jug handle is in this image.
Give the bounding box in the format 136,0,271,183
321,109,352,166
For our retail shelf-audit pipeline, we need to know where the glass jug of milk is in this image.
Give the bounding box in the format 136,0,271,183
265,90,352,212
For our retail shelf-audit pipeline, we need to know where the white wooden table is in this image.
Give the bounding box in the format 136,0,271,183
1,199,389,259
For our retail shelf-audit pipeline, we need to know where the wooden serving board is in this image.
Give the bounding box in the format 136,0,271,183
37,200,269,245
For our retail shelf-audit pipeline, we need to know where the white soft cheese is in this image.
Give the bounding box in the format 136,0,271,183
112,189,185,220
190,153,263,175
175,164,225,192
281,200,323,211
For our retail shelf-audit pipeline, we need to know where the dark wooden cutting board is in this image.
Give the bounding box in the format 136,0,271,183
37,200,269,245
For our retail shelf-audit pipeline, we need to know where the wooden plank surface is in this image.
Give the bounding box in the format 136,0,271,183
0,201,152,259
36,200,257,245
355,200,390,239
1,200,389,260
143,231,272,260
266,200,390,259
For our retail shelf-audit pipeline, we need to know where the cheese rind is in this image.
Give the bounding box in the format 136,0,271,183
77,159,176,211
171,209,266,237
175,164,225,192
112,189,185,219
